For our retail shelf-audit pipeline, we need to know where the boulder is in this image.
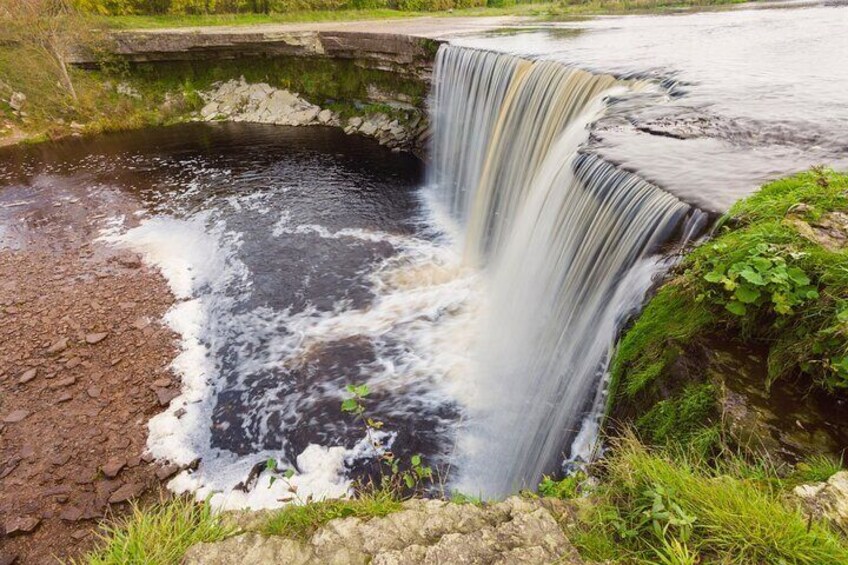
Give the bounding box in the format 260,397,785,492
793,471,848,534
9,91,26,111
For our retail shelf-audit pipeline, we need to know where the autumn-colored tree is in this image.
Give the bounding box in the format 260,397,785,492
0,0,90,101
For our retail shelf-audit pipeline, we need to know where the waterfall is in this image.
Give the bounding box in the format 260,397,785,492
429,45,694,497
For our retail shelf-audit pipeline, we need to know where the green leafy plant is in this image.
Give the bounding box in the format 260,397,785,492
634,484,696,543
538,471,586,499
341,383,433,493
699,242,818,316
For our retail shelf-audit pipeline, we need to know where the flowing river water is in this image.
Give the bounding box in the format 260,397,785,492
2,1,847,506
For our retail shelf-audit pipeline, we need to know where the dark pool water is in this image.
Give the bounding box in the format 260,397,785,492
1,123,469,508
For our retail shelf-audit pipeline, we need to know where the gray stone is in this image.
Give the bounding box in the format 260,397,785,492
317,109,333,124
184,496,583,565
9,91,26,111
359,122,378,136
793,470,848,534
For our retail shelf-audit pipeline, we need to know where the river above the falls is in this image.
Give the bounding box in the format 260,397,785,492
454,1,848,212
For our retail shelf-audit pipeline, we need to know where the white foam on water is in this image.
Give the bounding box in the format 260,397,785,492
99,193,481,511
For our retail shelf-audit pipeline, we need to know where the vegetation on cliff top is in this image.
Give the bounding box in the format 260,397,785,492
556,434,848,564
611,168,848,410
73,0,748,26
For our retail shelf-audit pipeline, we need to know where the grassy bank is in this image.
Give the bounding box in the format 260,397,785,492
94,0,747,29
556,435,848,564
75,434,848,564
609,168,848,450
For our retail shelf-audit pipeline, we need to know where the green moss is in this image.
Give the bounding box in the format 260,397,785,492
610,169,848,408
609,286,711,400
122,56,428,108
634,383,717,447
261,489,403,540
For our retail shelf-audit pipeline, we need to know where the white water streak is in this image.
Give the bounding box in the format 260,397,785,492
430,46,691,496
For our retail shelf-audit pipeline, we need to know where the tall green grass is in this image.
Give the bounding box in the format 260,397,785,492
570,435,848,564
76,497,235,565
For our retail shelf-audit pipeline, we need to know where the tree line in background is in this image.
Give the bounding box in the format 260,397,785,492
70,0,529,14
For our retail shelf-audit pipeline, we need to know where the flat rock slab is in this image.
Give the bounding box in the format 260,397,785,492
184,496,585,565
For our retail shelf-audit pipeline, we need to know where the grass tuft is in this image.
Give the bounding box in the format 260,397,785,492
261,488,403,540
75,497,236,565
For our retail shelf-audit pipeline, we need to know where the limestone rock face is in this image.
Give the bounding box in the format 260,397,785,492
183,496,585,565
793,471,848,533
198,78,426,152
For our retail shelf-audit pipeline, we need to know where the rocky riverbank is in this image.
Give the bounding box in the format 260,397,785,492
198,78,428,152
0,175,181,563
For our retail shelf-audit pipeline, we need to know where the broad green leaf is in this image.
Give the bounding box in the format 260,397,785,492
740,268,766,286
787,267,811,286
703,271,724,283
735,285,761,304
725,301,747,316
411,454,422,466
751,257,772,272
341,398,358,412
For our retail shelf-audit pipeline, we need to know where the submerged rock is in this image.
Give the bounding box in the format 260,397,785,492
184,497,583,565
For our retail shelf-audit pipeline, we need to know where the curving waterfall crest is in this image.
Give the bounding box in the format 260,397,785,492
429,45,696,497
